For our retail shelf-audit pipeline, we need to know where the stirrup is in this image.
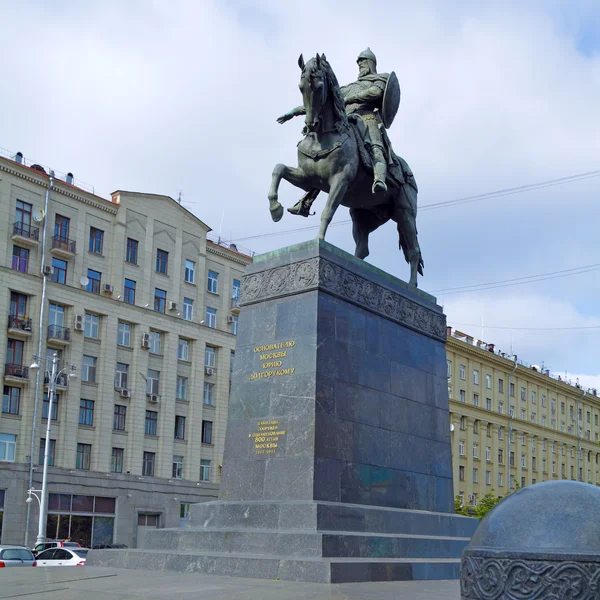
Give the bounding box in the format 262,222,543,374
287,199,314,218
372,179,388,194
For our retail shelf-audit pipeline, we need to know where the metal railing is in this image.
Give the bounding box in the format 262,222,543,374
44,372,68,387
5,363,29,379
8,315,33,331
207,232,254,258
47,324,71,342
51,235,76,254
13,221,39,241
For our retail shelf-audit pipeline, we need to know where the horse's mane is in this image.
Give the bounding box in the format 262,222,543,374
321,58,349,133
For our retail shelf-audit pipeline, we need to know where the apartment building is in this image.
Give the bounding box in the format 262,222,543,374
0,151,252,547
448,328,600,507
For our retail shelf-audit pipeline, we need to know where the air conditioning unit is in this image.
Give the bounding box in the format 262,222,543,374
43,265,54,276
148,394,160,404
141,333,150,349
102,283,114,294
205,366,214,376
74,314,84,331
168,301,178,311
226,315,234,323
120,389,132,399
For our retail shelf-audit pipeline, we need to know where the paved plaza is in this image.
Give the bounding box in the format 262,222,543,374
0,567,460,599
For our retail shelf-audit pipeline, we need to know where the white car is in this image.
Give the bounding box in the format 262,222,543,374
35,547,89,566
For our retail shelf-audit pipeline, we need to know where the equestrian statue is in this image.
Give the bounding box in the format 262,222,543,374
269,49,424,286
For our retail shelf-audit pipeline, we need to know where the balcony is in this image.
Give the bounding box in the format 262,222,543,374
47,324,71,345
50,235,76,258
230,294,241,314
8,315,33,337
4,363,29,383
44,372,69,390
12,221,40,246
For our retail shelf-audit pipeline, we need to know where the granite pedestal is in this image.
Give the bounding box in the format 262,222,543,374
88,240,477,582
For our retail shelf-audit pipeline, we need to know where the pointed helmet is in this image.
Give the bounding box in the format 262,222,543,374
357,47,377,65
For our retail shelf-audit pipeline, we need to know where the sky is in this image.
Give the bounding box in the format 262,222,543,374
1,0,599,387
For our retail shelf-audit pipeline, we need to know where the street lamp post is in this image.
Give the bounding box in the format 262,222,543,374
29,352,76,546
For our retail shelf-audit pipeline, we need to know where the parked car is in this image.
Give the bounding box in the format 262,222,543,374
91,543,128,549
0,545,37,567
35,547,89,567
32,539,81,557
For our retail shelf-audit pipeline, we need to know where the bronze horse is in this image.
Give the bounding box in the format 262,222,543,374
268,54,424,286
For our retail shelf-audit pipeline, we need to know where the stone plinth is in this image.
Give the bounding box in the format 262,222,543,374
88,240,477,582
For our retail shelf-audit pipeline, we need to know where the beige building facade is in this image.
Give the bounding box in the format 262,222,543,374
448,328,600,507
0,151,252,547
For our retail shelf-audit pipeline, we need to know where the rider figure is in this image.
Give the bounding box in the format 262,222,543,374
342,47,389,194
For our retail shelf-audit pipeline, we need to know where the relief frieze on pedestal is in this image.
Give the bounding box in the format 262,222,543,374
240,256,446,342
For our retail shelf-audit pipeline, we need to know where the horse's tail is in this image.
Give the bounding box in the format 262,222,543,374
397,227,424,276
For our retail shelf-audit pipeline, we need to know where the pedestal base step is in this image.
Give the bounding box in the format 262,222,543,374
86,548,462,583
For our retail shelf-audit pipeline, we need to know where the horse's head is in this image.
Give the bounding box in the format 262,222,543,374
298,53,328,133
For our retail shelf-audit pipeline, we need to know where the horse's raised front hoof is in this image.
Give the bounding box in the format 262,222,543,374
269,200,284,222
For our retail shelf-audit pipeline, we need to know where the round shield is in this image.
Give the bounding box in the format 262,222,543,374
381,71,401,129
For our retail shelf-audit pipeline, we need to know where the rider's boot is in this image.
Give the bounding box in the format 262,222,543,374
288,188,320,217
371,146,388,194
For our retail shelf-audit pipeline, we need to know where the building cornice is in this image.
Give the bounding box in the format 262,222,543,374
0,161,117,214
207,242,252,266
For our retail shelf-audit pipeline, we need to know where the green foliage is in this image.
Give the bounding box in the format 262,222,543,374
455,489,512,520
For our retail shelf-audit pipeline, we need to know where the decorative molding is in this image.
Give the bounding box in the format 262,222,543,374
461,554,600,600
241,256,446,341
153,228,176,244
207,244,249,266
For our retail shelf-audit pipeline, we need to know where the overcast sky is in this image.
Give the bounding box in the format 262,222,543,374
2,0,599,388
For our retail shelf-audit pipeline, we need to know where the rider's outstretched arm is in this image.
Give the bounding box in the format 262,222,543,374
277,106,306,123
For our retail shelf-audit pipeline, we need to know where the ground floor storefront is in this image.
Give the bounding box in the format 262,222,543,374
0,463,218,548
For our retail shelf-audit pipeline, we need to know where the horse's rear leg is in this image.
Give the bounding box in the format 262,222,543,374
269,164,311,222
350,208,383,259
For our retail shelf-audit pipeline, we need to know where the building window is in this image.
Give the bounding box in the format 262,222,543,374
521,387,526,401
541,415,546,427
498,449,503,464
542,395,547,408
498,401,503,414
176,377,188,401
486,398,492,410
459,365,466,380
205,346,216,368
473,443,479,459
6,339,24,371
76,443,91,470
12,245,29,273
2,386,20,415
232,279,241,304
485,374,491,389
111,448,123,473
486,470,491,485
145,411,158,436
531,391,536,404
498,426,503,440
459,390,465,403
118,322,131,347
200,459,211,482
509,405,515,418
473,420,479,434
459,440,465,456
473,468,478,483
124,279,136,304
230,315,239,335
79,399,94,426
156,249,168,274
205,307,217,329
84,313,99,338
460,416,466,430
126,238,138,264
446,360,452,378
173,455,184,479
509,382,515,397
459,465,465,481
154,288,166,313
184,260,195,284
39,438,56,466
183,298,193,321
486,423,492,437
51,258,67,284
54,214,70,242
486,446,491,461
42,392,58,420
498,378,504,393
0,434,16,462
113,405,127,431
9,292,27,323
87,269,101,294
473,393,479,407
498,472,503,487
113,363,129,390
531,412,536,424
203,382,214,406
82,356,97,383
561,402,565,414
88,227,104,254
473,370,479,385
149,331,161,354
142,451,155,476
174,416,186,440
207,270,219,294
202,420,213,444
146,370,160,395
178,338,190,361
521,409,526,420
15,199,33,229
